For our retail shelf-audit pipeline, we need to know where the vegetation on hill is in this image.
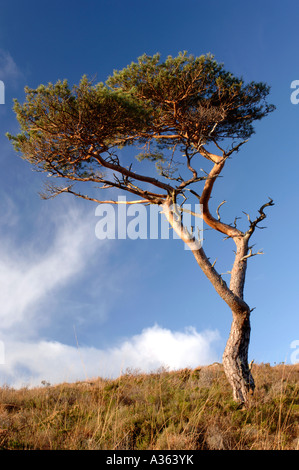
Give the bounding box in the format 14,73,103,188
0,364,298,450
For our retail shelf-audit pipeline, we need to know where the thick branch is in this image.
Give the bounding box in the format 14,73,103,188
229,237,249,299
199,146,223,164
200,159,243,238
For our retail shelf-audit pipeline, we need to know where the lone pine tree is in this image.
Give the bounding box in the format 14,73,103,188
7,52,275,405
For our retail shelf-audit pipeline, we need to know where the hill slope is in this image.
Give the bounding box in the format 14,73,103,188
0,363,298,450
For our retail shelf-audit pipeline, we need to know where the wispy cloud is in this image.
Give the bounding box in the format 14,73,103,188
0,194,19,228
0,204,99,330
0,49,23,84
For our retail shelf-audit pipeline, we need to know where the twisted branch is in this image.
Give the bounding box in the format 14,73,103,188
245,197,274,239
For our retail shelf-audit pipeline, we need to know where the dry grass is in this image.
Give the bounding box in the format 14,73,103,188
0,363,298,450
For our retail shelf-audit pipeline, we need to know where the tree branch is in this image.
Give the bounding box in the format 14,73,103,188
216,200,227,221
240,247,264,261
199,146,223,164
245,197,274,239
200,159,243,238
90,146,174,194
43,184,152,205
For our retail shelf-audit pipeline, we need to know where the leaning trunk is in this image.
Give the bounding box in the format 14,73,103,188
162,198,255,405
222,309,255,405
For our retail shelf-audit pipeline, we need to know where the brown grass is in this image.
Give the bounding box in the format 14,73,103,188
0,363,298,450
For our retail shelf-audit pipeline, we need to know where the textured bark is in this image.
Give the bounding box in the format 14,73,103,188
222,311,255,404
222,236,255,404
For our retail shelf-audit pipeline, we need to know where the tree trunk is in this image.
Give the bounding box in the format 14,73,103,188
222,309,255,405
162,195,256,406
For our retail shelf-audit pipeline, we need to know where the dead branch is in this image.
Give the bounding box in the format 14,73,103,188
241,248,264,261
55,186,151,205
245,197,274,238
225,139,249,158
216,200,227,221
233,216,241,228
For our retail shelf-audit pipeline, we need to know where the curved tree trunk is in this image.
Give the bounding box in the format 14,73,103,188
162,152,273,406
163,198,255,405
222,310,255,404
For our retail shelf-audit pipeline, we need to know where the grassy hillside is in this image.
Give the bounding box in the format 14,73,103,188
0,363,298,450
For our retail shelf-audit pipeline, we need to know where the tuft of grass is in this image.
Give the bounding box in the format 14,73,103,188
0,363,298,450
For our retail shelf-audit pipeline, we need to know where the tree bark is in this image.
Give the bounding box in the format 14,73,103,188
222,236,255,405
222,309,255,405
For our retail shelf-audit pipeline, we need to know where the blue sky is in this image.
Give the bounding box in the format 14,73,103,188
0,0,298,387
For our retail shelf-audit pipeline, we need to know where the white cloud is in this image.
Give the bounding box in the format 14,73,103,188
104,325,220,374
0,325,221,388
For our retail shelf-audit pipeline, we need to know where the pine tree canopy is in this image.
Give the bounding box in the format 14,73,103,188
7,52,275,202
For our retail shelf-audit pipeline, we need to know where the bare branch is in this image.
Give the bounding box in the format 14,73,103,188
240,248,264,261
216,200,227,221
177,147,207,191
242,211,251,223
225,139,249,157
245,197,274,238
178,206,203,219
49,185,151,205
233,216,241,228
